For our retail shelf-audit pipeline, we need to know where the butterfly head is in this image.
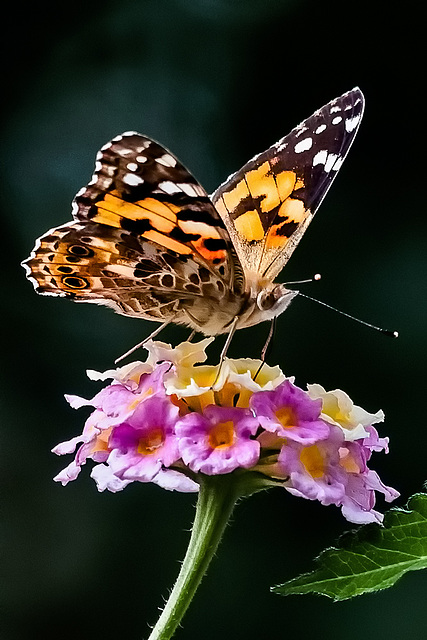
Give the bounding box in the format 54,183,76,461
256,284,298,322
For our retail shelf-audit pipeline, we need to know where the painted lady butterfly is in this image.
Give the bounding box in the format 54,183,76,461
22,88,364,348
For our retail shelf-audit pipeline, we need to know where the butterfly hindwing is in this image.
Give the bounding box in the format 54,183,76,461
211,87,364,280
25,220,239,323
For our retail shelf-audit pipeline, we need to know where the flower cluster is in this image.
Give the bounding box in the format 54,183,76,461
53,339,399,523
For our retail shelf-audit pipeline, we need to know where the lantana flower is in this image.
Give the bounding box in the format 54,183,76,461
107,395,181,482
307,383,385,441
53,339,399,525
176,405,260,475
277,425,398,524
250,380,330,444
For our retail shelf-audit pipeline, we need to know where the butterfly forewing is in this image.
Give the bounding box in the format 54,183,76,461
211,87,364,281
23,132,246,325
74,132,245,292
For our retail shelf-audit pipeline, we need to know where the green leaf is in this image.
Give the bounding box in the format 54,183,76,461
273,493,427,601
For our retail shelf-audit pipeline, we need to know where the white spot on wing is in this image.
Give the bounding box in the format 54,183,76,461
136,155,148,163
159,181,181,194
179,183,205,197
126,162,139,171
345,115,361,132
330,105,341,113
123,173,144,186
312,150,328,166
315,124,327,134
324,153,339,172
136,141,151,152
332,116,343,125
332,157,344,171
294,137,313,153
294,125,308,138
156,153,177,167
276,140,288,152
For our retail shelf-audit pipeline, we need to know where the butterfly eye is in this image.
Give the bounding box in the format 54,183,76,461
256,291,276,311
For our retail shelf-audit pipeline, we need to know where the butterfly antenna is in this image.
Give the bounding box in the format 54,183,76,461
284,273,322,286
297,292,398,337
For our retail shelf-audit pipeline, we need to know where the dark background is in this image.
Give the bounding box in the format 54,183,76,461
2,1,426,638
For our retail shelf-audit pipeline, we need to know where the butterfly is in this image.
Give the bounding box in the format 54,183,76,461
22,88,364,351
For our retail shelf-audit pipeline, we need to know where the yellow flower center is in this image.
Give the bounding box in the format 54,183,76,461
90,428,112,453
339,447,361,473
137,428,164,455
128,387,154,412
275,406,297,429
300,445,325,478
208,421,235,450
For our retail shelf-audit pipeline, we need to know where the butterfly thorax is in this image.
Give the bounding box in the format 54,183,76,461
180,274,298,336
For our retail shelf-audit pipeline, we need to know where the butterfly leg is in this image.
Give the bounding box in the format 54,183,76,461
187,330,197,342
253,318,276,382
210,316,239,390
115,316,178,364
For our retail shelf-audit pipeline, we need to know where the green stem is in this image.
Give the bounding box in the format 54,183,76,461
147,474,239,640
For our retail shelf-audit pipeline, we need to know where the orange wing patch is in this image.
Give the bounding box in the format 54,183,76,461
142,230,194,255
214,164,310,274
243,165,299,216
86,190,228,267
234,210,264,242
265,198,308,249
222,177,251,212
91,191,179,231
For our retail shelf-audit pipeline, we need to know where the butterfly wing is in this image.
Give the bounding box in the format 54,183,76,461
23,132,245,328
23,90,364,332
211,87,364,281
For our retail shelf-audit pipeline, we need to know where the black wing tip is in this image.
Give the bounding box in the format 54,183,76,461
327,86,365,110
339,87,365,113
